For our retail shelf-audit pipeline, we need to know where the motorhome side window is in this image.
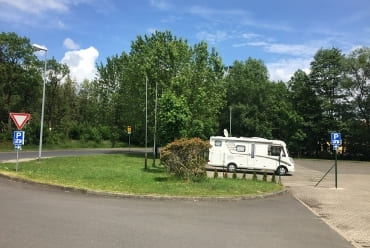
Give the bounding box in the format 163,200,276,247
236,145,246,152
268,145,281,156
214,140,222,147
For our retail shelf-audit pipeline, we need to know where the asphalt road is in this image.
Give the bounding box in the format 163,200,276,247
0,177,353,248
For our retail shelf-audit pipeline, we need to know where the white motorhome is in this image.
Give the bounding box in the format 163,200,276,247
208,135,294,175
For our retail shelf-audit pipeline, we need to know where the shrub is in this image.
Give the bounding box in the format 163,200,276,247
232,170,237,179
252,171,258,181
213,169,218,178
263,171,267,181
242,172,246,180
160,137,210,182
271,173,276,183
45,131,66,145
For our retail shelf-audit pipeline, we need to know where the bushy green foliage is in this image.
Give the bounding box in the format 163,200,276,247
263,171,267,181
1,31,370,160
252,171,258,181
213,169,218,178
271,173,276,183
232,170,237,179
158,91,191,144
242,172,246,180
160,138,211,182
45,131,66,145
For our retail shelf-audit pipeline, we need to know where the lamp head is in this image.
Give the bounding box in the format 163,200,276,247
32,44,48,52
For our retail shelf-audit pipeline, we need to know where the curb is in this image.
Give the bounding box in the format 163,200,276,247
0,172,288,201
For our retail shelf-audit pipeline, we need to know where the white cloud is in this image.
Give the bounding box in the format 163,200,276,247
0,0,69,15
265,43,317,57
61,46,99,83
149,0,172,10
147,28,158,34
0,0,90,28
196,31,228,44
242,32,260,39
63,38,80,50
266,58,311,82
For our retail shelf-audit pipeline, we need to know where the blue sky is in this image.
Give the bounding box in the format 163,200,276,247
1,0,370,82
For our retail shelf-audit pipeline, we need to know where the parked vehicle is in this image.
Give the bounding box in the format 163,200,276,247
208,134,294,175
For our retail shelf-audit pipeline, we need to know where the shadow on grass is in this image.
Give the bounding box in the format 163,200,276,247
154,176,170,182
141,166,166,174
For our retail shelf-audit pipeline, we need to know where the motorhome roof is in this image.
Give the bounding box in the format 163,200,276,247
210,136,286,146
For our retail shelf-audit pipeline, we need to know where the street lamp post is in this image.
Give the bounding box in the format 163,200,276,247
145,75,148,170
153,80,157,167
32,44,48,161
229,106,232,137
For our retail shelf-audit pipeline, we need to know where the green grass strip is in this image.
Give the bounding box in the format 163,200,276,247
0,154,283,197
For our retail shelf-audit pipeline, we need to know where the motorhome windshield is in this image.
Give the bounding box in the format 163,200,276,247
268,145,286,157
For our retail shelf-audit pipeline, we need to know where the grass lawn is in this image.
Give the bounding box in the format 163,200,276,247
0,153,283,197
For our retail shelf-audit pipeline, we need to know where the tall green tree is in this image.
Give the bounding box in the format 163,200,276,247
309,48,346,153
44,58,70,131
157,91,190,144
288,70,321,156
343,47,370,159
222,58,271,137
220,58,303,154
97,30,225,146
0,32,41,133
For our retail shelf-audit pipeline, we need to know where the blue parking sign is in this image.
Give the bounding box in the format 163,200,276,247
331,132,341,146
13,131,25,145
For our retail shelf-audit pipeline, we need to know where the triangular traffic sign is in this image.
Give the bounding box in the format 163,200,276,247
10,112,31,130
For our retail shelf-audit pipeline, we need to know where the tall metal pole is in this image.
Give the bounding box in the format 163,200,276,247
145,75,148,170
153,81,157,167
33,44,48,161
39,50,47,161
229,106,232,136
335,150,338,188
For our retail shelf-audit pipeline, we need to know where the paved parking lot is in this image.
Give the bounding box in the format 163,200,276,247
282,159,370,248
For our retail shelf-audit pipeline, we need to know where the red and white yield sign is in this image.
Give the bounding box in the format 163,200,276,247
10,112,31,130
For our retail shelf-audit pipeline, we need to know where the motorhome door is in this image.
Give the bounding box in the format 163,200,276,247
247,143,256,168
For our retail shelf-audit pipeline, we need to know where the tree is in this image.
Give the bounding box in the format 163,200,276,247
59,76,79,137
157,91,190,144
288,70,321,156
222,58,273,138
44,58,70,131
0,32,41,134
343,47,370,159
345,47,370,125
309,48,346,153
95,54,124,146
97,30,225,146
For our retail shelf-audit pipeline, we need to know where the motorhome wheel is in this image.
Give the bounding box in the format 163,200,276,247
227,164,237,172
276,166,287,176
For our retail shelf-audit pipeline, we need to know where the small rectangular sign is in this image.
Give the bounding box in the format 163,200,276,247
13,131,25,145
331,132,341,145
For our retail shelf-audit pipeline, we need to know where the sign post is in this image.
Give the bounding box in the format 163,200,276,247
10,113,30,172
127,126,132,152
331,132,342,189
315,132,342,188
13,131,25,172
